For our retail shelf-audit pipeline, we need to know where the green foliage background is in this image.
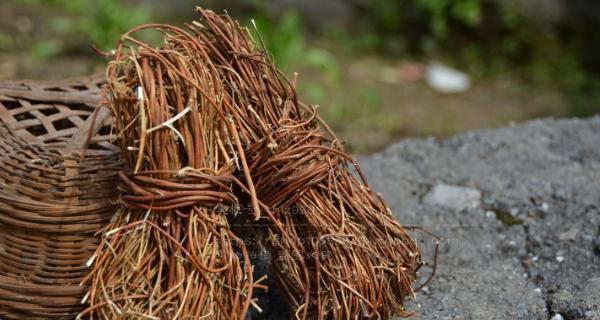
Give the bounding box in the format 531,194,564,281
2,0,598,147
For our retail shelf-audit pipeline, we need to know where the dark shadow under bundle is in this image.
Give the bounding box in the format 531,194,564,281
85,7,433,320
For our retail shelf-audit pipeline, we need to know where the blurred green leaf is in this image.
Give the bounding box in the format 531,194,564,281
49,16,74,34
304,49,341,85
430,11,448,39
32,39,63,60
451,0,482,26
252,11,305,72
250,10,342,109
305,82,326,104
358,87,382,111
0,32,13,50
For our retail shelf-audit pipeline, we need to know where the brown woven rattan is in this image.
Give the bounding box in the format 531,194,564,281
0,75,122,319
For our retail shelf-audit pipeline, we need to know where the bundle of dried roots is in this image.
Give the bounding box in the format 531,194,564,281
181,10,434,319
80,22,264,319
83,7,435,320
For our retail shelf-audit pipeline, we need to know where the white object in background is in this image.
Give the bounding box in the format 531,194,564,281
551,314,565,320
423,182,481,211
426,62,471,93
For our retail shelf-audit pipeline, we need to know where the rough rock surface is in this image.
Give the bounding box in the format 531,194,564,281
356,116,600,320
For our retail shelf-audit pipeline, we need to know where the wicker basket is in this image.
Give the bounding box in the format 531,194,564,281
0,75,122,319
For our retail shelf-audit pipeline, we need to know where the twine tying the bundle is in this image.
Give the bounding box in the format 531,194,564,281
118,169,236,211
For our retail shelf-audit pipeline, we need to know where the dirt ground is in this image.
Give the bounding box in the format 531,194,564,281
360,116,600,319
320,56,566,153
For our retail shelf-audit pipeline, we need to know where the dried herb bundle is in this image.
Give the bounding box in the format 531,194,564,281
81,22,261,319
181,10,428,319
84,7,433,319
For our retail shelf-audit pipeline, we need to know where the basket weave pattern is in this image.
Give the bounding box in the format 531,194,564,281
0,76,122,319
